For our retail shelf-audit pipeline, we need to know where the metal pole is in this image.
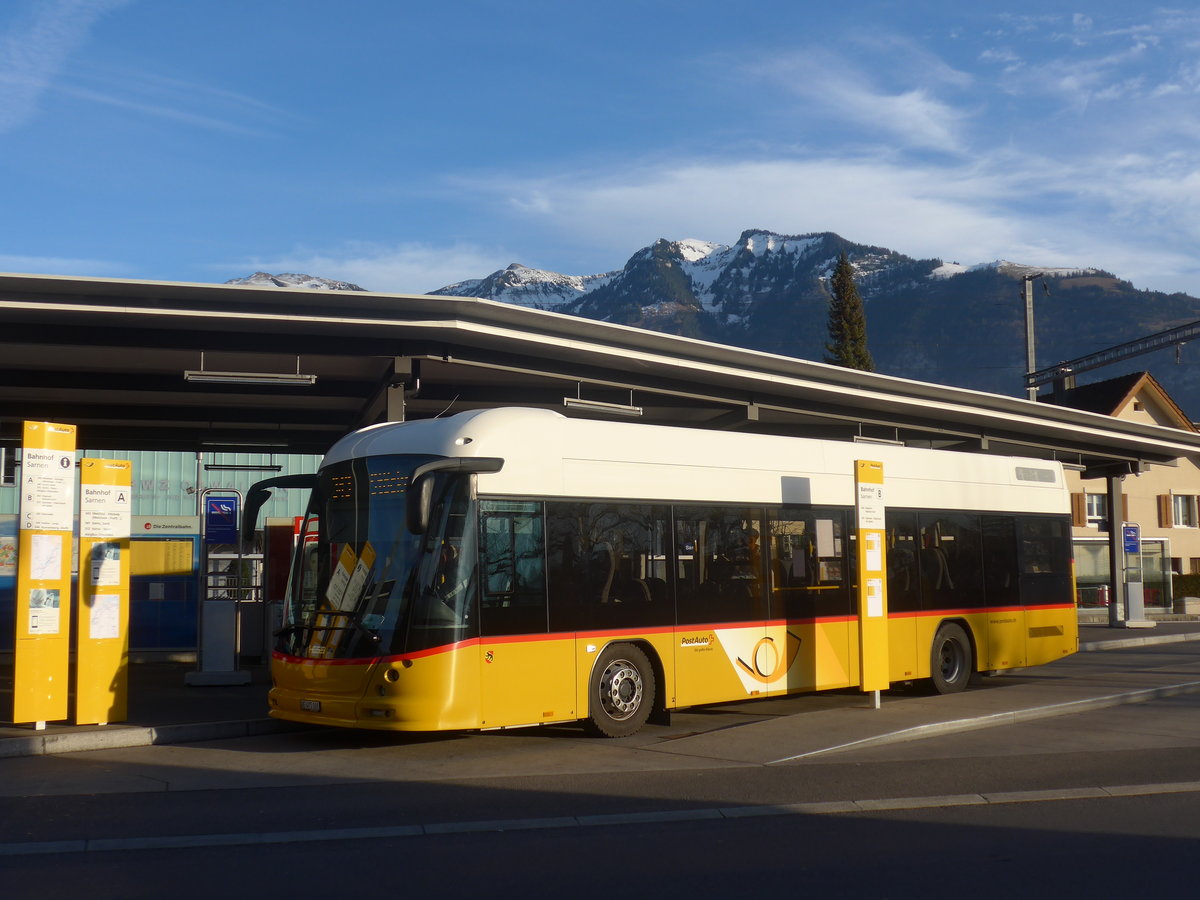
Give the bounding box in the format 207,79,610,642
1024,274,1043,401
1107,474,1126,627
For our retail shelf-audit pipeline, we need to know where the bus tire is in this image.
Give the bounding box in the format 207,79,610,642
584,643,655,738
929,623,973,694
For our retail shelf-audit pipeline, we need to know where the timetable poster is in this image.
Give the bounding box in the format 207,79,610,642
13,421,77,725
76,458,133,725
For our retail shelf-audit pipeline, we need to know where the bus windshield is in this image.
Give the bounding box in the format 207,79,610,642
278,453,479,660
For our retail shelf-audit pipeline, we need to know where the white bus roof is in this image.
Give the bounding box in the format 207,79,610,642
324,408,1066,514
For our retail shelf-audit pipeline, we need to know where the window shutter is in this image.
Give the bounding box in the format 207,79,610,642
1159,494,1174,527
1070,493,1087,527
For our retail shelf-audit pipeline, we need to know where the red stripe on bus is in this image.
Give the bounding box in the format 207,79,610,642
271,602,1077,667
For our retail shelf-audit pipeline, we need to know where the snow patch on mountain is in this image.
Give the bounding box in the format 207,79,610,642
435,262,616,309
930,262,969,279
226,272,366,291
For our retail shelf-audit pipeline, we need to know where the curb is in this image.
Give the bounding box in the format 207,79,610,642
1080,631,1200,652
0,717,296,760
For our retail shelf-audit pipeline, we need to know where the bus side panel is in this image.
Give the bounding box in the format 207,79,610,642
776,620,854,695
984,609,1026,670
479,634,575,728
1025,606,1078,666
734,624,805,698
887,615,918,682
673,623,767,707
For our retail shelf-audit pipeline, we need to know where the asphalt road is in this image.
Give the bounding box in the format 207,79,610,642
3,642,1200,898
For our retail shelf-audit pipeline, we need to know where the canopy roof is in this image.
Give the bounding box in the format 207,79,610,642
3,271,1198,477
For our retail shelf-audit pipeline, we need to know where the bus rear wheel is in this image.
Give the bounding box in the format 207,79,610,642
929,623,973,694
584,643,655,738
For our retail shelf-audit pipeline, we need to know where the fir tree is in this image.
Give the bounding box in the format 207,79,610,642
824,252,875,371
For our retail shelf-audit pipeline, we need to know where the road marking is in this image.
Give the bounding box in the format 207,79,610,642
765,679,1200,763
2,781,1198,857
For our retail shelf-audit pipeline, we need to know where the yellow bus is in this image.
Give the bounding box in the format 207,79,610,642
268,407,1077,737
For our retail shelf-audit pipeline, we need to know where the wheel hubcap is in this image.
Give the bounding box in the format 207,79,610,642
599,659,643,721
939,640,962,681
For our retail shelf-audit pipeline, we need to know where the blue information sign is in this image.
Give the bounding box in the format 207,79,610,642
1122,524,1141,554
205,496,240,545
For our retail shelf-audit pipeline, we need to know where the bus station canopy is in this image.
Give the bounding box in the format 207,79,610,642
3,271,1200,476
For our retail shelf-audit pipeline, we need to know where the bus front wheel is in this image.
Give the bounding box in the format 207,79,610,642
584,643,655,738
929,623,973,694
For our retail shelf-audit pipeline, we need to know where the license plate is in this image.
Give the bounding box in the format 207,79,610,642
300,699,321,712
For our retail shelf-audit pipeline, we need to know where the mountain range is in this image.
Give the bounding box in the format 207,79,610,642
226,271,367,292
228,229,1200,418
433,230,1200,417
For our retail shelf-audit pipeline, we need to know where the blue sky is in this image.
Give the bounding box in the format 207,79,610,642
3,1,1200,296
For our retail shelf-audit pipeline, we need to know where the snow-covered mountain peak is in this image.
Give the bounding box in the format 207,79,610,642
673,239,725,262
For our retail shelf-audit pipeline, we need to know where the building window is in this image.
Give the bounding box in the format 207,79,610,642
1085,494,1108,528
1173,494,1199,528
1191,558,1200,575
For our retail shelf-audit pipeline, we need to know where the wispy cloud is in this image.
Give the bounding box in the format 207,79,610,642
466,156,1016,261
984,8,1200,113
745,51,969,154
0,251,129,276
225,241,514,294
0,0,131,133
53,64,308,135
455,135,1200,296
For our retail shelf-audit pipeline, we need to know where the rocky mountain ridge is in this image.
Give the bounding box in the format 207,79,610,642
225,271,366,291
432,229,1200,414
225,229,1200,415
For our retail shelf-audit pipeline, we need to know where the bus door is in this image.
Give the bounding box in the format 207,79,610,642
478,501,574,728
766,508,853,693
883,511,921,681
673,507,770,707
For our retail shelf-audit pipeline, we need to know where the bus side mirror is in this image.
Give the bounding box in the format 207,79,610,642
405,457,505,535
407,474,435,535
242,474,316,543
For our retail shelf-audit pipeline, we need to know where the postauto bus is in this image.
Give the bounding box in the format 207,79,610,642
267,408,1076,737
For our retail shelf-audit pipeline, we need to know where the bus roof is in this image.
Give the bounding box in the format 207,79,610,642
322,408,1067,513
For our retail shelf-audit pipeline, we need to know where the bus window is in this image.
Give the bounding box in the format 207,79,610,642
1017,516,1073,605
675,506,765,624
884,510,920,614
767,508,849,621
981,515,1019,607
547,502,671,631
917,513,984,610
479,500,546,636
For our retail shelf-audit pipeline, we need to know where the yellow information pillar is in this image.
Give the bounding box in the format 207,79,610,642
855,460,889,701
75,458,133,725
13,421,77,727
